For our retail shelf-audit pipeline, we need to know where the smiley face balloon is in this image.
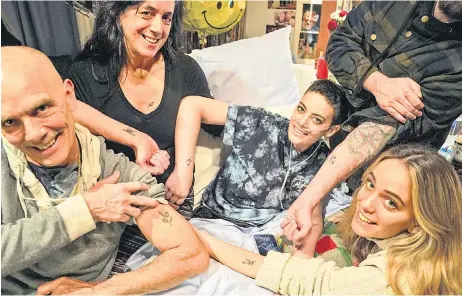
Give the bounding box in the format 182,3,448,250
183,0,247,35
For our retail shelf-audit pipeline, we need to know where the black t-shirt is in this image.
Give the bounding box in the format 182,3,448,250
66,53,223,183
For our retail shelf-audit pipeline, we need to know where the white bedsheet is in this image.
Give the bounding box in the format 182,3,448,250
127,212,289,295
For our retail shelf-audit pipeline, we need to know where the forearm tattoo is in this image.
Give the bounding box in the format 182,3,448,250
328,155,336,165
186,158,192,167
346,122,396,161
242,259,256,265
123,128,137,136
160,211,172,226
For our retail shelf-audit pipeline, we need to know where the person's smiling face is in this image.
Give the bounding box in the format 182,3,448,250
120,1,175,60
351,159,414,239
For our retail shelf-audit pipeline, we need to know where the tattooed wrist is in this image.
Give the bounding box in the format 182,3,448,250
328,155,336,165
186,158,192,167
123,128,137,136
242,259,256,265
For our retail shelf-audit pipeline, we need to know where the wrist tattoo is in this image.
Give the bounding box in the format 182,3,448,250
123,128,137,136
328,155,336,165
160,211,172,226
242,259,256,265
346,122,396,161
148,101,155,107
186,158,192,166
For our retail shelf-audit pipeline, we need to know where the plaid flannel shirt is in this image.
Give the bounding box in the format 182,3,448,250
326,1,462,148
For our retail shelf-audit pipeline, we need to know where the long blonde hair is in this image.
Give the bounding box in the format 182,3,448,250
338,144,462,294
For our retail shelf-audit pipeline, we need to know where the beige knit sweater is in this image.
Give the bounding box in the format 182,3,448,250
255,235,410,295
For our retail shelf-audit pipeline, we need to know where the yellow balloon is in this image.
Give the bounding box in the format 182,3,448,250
183,0,246,35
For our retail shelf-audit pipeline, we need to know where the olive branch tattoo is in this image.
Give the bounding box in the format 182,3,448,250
123,128,137,136
160,211,172,226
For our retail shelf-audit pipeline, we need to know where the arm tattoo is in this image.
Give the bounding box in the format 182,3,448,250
160,211,172,226
328,155,336,165
186,158,192,167
148,101,155,107
123,128,137,136
242,259,256,265
346,122,396,161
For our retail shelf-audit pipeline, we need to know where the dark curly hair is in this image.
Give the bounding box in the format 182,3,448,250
75,1,184,85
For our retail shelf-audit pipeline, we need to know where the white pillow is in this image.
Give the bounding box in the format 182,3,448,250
190,26,300,107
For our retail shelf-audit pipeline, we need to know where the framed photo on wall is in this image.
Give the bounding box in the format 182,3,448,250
298,3,322,59
266,25,286,34
273,10,296,27
268,0,297,10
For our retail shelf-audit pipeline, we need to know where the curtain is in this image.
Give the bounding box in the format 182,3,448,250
1,1,81,56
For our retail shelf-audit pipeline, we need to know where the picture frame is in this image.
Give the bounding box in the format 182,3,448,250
267,0,297,10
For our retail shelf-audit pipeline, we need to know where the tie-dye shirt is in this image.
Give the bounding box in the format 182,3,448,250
198,105,351,227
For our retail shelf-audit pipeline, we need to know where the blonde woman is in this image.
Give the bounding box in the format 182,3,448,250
195,144,462,295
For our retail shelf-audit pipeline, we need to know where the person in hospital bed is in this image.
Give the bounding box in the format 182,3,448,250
169,79,352,257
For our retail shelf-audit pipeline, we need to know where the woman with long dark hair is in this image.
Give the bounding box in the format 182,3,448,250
66,0,222,273
66,1,222,217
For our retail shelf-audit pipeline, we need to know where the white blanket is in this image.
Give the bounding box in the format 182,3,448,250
128,213,289,295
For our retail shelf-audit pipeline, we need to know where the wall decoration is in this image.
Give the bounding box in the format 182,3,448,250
268,0,297,10
273,10,295,27
183,0,247,46
298,3,322,59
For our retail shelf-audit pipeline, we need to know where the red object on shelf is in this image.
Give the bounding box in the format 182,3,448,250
316,51,328,80
327,19,338,31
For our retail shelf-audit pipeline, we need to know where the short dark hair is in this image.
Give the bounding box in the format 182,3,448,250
75,1,184,85
305,79,347,125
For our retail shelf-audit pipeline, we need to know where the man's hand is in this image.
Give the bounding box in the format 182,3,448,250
364,71,424,123
165,169,193,207
37,277,99,295
82,171,159,223
132,132,170,175
148,150,171,175
280,197,317,246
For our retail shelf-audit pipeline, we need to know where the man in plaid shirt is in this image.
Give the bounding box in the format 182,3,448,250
281,1,462,256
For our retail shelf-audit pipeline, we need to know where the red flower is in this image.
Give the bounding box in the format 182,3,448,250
339,10,348,17
327,20,338,31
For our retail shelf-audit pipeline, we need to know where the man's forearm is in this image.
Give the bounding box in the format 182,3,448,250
299,122,396,205
73,101,141,151
92,206,209,294
91,245,208,294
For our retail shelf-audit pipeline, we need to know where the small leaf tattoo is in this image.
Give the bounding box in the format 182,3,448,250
160,211,172,226
123,128,136,136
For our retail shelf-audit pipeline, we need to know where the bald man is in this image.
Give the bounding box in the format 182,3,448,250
1,46,209,295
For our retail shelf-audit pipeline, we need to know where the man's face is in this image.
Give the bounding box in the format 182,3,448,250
1,75,78,167
438,0,462,21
